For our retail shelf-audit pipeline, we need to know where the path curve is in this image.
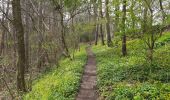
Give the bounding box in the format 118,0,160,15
76,46,98,100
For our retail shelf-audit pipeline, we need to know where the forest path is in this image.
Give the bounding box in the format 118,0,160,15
76,46,98,100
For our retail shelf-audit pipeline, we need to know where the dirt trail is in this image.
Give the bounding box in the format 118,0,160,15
76,46,98,100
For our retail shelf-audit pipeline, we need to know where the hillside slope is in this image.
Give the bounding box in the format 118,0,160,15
24,47,87,100
93,32,170,100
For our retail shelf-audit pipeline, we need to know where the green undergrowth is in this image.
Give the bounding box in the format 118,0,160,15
24,46,87,100
156,32,170,48
92,32,170,100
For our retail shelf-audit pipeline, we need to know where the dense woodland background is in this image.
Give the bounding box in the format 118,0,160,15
0,0,170,99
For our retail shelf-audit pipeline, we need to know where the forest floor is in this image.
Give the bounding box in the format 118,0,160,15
76,46,98,100
92,32,170,99
1,31,170,99
23,46,87,100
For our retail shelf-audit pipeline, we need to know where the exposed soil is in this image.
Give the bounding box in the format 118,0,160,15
76,46,98,100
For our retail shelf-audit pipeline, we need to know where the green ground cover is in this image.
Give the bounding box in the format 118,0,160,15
24,46,87,100
93,33,170,100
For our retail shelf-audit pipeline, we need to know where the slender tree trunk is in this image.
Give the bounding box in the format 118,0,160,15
100,24,105,45
99,0,105,45
142,7,148,34
37,2,44,70
115,0,120,33
122,0,127,56
159,0,166,23
130,0,135,30
159,0,166,36
91,0,99,45
95,25,99,45
149,10,154,62
144,0,155,62
0,0,8,56
24,0,30,72
0,32,5,56
12,0,27,92
60,12,70,57
105,0,112,47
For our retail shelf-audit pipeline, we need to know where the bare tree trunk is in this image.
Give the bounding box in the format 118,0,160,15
122,0,127,56
114,0,120,34
0,0,7,56
24,0,30,72
91,0,99,45
130,0,135,30
159,0,166,36
100,24,105,45
105,0,112,47
159,0,166,23
12,0,27,92
37,1,46,70
99,0,105,45
148,10,154,62
95,24,99,45
144,0,155,62
142,7,148,34
60,11,70,58
0,32,5,56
